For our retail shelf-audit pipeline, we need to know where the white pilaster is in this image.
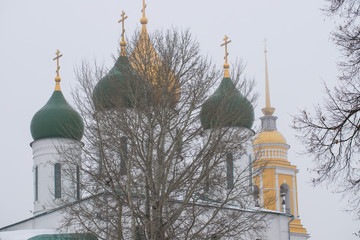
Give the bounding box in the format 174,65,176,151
275,172,279,211
292,175,298,217
260,172,264,206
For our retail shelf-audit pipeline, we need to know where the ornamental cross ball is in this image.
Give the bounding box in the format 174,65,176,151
53,49,63,80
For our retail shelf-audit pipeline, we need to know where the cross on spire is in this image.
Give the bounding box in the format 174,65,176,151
140,0,149,25
118,10,128,41
142,0,147,17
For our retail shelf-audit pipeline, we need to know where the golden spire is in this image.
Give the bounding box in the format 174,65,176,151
262,39,275,116
118,10,128,56
138,0,150,51
220,35,231,78
140,0,148,27
53,49,63,91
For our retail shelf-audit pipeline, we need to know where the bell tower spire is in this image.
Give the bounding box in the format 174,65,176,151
252,41,309,239
262,39,275,116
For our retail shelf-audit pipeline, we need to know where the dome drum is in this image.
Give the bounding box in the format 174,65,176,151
260,115,277,131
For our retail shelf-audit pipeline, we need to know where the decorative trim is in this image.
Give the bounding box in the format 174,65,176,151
290,231,310,238
275,166,298,175
254,148,288,160
253,142,290,149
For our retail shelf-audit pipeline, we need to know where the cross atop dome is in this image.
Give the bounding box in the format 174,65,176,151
118,10,128,56
220,35,232,78
53,49,63,91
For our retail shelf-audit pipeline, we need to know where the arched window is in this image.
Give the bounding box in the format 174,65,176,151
35,166,38,201
120,136,128,176
226,153,234,189
211,234,219,240
135,225,143,240
253,185,260,207
176,129,183,157
280,183,291,214
98,148,104,174
54,163,61,199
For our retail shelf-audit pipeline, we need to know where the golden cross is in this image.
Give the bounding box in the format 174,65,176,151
220,35,232,64
142,0,147,17
118,11,128,41
53,49,63,78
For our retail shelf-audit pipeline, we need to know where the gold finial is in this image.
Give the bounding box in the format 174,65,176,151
262,39,275,116
140,0,148,25
53,49,63,91
220,35,232,78
118,10,128,56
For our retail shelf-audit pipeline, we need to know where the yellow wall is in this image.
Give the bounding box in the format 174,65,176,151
253,159,307,235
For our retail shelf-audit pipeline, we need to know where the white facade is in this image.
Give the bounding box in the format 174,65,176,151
0,130,303,239
0,201,293,240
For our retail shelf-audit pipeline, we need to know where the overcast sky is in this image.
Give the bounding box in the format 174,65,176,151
0,0,357,239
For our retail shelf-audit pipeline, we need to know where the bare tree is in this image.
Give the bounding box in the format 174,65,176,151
58,29,265,240
324,0,360,80
293,80,360,214
293,0,360,226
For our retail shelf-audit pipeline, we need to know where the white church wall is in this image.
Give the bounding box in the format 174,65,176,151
1,209,63,231
0,192,293,240
0,229,57,240
0,121,297,240
31,138,81,215
290,232,310,240
265,213,291,240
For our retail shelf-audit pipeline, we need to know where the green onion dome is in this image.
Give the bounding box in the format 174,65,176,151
200,77,254,130
93,56,148,110
30,89,84,141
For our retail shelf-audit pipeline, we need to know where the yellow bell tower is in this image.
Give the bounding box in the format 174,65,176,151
252,41,309,238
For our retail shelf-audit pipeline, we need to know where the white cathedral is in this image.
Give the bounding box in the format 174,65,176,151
0,3,309,240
